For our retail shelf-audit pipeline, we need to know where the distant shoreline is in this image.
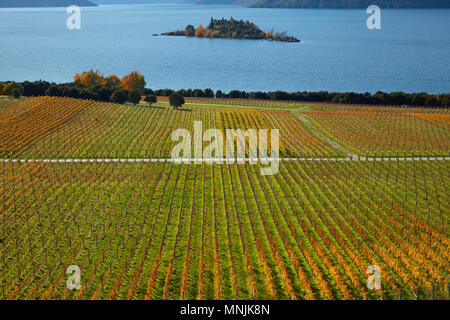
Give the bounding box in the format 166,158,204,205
0,0,98,8
197,0,450,9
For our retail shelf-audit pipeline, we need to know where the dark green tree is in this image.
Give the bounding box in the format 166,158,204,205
425,97,440,107
250,91,269,100
21,81,51,96
269,91,290,101
4,82,24,96
79,89,94,100
128,90,142,105
169,92,185,109
11,88,22,98
45,84,62,97
97,87,113,102
229,90,244,98
203,88,215,98
216,90,225,98
185,25,195,36
145,95,157,107
440,95,449,107
62,87,80,99
193,89,204,97
412,95,426,106
110,89,128,104
390,92,409,105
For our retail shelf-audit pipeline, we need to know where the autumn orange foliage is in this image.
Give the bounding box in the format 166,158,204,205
74,70,146,93
120,71,146,93
73,69,105,87
195,24,205,37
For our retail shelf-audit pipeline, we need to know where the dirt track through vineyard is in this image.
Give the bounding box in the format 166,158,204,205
289,111,357,158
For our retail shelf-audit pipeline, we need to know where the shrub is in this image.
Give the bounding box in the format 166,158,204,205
169,92,185,109
144,95,157,107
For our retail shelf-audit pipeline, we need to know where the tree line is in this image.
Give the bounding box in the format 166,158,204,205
1,70,448,107
0,70,148,105
150,89,449,107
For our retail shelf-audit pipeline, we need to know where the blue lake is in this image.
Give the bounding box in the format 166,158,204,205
0,4,449,93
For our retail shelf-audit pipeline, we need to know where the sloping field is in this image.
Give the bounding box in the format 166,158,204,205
0,97,93,154
4,97,340,158
0,97,24,114
0,160,448,300
299,105,450,156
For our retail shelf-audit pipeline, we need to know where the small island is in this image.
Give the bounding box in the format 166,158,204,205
159,17,300,43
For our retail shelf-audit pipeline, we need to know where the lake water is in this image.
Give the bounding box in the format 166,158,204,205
0,4,449,93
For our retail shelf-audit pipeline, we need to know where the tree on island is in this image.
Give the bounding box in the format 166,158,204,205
185,25,195,37
169,92,185,110
144,95,157,107
195,24,205,38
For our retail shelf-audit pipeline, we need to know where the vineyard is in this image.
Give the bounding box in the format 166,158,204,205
0,97,24,114
0,97,93,153
0,97,339,159
0,97,448,300
298,105,450,156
